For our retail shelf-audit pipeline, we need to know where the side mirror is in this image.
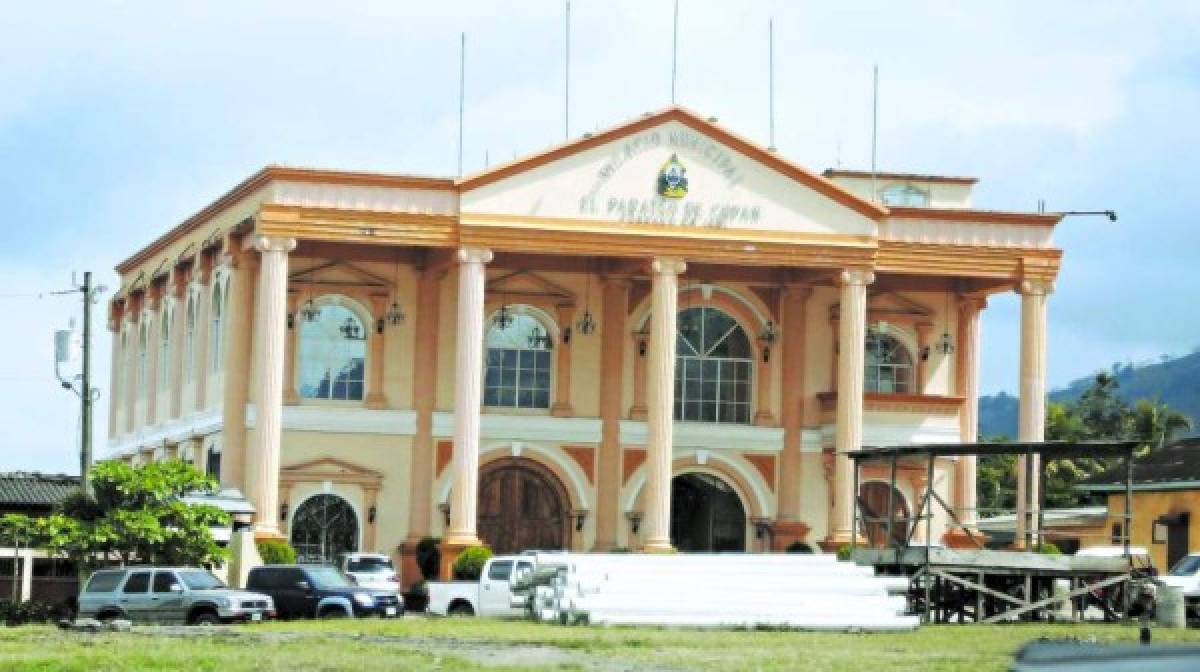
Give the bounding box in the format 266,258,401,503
169,584,183,593
295,580,312,592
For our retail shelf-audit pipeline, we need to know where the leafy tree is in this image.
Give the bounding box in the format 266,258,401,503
978,373,1194,512
22,460,230,571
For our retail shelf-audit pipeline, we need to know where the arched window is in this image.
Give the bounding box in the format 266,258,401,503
484,313,552,409
880,184,930,207
158,307,171,391
297,302,366,401
674,306,753,424
137,321,149,399
290,494,359,564
865,328,914,393
209,283,224,373
183,295,196,384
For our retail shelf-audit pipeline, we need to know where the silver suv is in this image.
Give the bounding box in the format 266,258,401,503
78,567,275,625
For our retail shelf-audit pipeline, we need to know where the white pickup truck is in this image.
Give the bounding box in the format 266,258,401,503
425,555,536,617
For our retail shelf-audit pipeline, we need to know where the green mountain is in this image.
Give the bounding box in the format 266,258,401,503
978,350,1200,438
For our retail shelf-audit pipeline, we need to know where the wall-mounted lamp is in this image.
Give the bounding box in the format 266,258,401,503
439,502,451,527
751,517,774,541
286,313,295,330
368,504,377,524
279,502,289,522
757,321,777,363
562,327,572,345
625,511,643,536
571,509,589,533
576,310,597,336
634,328,649,357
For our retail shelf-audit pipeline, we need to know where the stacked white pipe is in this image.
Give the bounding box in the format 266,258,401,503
515,553,917,631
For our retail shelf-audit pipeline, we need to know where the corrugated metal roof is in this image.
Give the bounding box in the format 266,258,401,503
1078,437,1200,492
0,472,80,508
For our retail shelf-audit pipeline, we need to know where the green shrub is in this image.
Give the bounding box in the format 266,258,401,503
257,539,297,565
835,544,853,561
452,546,492,580
1034,542,1062,556
415,537,441,581
785,541,814,554
0,600,65,626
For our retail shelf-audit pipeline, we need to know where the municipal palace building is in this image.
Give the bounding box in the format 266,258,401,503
105,107,1061,581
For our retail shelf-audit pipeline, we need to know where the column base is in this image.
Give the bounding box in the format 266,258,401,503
942,527,989,549
397,538,425,590
771,521,812,552
550,402,574,418
628,405,647,422
252,526,286,542
817,533,866,554
753,411,777,427
642,538,675,554
365,393,389,410
283,390,299,406
438,538,485,581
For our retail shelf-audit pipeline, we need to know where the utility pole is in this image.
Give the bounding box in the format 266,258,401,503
55,272,104,498
80,271,94,498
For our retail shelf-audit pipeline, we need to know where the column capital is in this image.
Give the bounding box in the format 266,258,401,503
649,256,687,276
782,284,814,302
957,294,988,313
1017,278,1054,296
247,235,297,254
836,269,875,287
457,246,493,265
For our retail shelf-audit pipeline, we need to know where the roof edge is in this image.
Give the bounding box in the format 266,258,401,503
887,206,1063,227
823,169,979,185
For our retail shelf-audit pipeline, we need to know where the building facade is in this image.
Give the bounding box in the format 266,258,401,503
105,108,1062,582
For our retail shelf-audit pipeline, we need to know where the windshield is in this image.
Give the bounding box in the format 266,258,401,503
1170,555,1200,576
178,570,226,590
307,567,354,589
347,557,394,573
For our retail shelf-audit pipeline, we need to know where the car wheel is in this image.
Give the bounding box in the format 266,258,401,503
319,607,349,619
448,603,475,617
190,610,220,626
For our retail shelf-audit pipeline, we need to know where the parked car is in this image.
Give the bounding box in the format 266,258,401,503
77,567,275,625
1158,553,1200,616
245,565,402,619
336,552,401,594
426,555,534,617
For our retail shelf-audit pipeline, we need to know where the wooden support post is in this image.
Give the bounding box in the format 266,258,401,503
886,453,898,554
851,455,861,554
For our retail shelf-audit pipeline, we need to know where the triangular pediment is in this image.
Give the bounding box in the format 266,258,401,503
280,457,383,486
830,291,933,323
486,270,574,304
289,260,390,288
458,107,884,238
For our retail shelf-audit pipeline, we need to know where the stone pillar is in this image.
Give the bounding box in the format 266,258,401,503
1015,279,1051,546
643,257,685,553
443,247,493,563
402,267,442,585
366,293,389,409
145,303,160,424
957,297,986,524
283,292,299,405
169,273,188,419
125,312,139,434
193,264,213,412
776,285,813,548
550,304,575,417
595,279,628,550
824,270,873,548
244,235,296,537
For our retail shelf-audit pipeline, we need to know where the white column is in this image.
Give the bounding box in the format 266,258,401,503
957,296,986,527
643,257,686,553
827,270,873,545
245,234,296,537
1015,279,1051,546
444,247,493,547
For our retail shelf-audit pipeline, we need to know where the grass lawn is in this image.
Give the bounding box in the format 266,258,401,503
0,618,1198,671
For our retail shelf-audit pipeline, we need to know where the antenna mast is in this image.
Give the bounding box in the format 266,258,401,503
458,32,466,177
565,1,571,140
870,64,879,201
768,17,775,150
671,0,679,104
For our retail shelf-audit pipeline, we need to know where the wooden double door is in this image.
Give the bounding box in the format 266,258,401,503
477,458,569,555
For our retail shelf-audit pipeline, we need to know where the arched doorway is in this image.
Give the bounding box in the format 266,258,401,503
477,458,568,554
670,472,747,552
858,482,910,548
290,494,359,563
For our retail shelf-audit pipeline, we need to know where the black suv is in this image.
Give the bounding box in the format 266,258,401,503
245,565,402,619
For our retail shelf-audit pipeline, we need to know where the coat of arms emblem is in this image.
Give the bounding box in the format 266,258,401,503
656,153,688,199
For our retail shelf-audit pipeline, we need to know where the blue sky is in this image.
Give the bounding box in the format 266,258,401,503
3,1,1198,472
